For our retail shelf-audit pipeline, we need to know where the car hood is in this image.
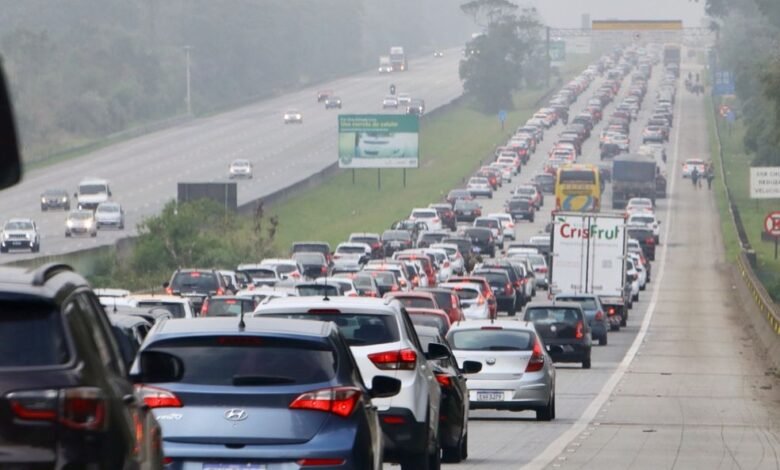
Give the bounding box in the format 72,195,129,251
95,212,121,221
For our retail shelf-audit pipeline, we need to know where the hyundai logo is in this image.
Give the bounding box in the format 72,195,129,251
485,357,496,365
223,409,248,422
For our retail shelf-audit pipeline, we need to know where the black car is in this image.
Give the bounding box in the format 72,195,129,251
476,260,528,308
473,269,518,316
463,227,496,257
524,301,592,368
381,229,414,256
0,263,162,468
454,199,482,222
533,173,556,194
406,99,425,115
293,251,330,278
414,325,481,463
627,226,656,261
429,203,458,231
441,237,473,261
417,230,449,248
200,295,257,317
40,188,71,211
507,197,535,222
165,268,234,312
324,96,342,109
600,142,622,160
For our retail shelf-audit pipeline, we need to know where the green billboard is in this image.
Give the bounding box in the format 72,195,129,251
550,39,566,65
338,114,419,169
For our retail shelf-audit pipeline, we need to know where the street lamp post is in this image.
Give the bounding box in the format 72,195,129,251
184,45,192,115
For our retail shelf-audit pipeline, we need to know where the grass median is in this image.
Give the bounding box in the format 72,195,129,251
268,59,591,250
707,96,780,298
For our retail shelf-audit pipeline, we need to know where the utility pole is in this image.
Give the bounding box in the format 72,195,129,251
184,45,192,115
545,27,551,88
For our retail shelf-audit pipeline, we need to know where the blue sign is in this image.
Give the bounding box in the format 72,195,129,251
726,110,736,123
713,70,735,96
498,110,508,122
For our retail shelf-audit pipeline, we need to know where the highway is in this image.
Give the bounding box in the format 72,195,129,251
383,56,780,468
0,52,462,261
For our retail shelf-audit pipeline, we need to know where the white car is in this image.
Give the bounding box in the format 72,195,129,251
228,159,253,179
333,242,372,267
253,297,445,467
440,282,489,319
430,243,465,275
611,133,630,151
397,93,412,106
488,213,516,241
490,162,513,183
423,247,452,282
130,295,197,319
94,202,125,230
410,208,442,231
682,158,707,178
625,197,654,214
467,177,493,199
283,109,303,124
627,252,648,290
446,320,556,420
382,96,399,109
0,218,40,253
236,263,283,287
628,212,661,243
626,259,641,302
259,258,304,280
65,210,97,238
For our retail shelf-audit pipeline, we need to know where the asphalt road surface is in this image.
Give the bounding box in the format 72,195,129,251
0,52,462,262
387,57,780,468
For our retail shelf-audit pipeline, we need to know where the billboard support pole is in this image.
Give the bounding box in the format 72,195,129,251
352,169,355,185
403,169,406,188
378,169,381,191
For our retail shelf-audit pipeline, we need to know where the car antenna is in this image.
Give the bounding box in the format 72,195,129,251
322,269,330,302
238,309,246,331
112,297,117,313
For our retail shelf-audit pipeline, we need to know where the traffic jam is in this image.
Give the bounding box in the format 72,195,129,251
84,45,672,469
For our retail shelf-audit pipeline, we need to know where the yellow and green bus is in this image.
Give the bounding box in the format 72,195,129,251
555,164,601,212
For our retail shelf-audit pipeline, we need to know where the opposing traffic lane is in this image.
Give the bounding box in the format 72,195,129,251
0,52,463,261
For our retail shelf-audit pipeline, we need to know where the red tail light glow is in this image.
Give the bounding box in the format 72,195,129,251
525,338,545,372
165,287,173,295
382,415,406,424
595,310,604,321
368,349,417,370
200,298,209,316
135,385,183,409
290,387,361,418
504,282,513,295
298,458,347,467
435,373,454,388
575,321,584,339
8,387,107,431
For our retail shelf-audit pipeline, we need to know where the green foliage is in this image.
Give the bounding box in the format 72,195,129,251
0,0,472,161
458,7,544,112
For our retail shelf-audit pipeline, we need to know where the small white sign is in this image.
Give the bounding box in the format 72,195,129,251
750,167,780,199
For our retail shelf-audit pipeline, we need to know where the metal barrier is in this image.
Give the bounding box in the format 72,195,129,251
712,98,780,335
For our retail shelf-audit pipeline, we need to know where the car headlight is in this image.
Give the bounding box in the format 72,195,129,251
85,220,93,228
62,197,68,202
41,197,46,203
67,221,74,228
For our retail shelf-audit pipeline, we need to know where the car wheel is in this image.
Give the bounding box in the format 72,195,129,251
32,243,40,253
91,231,97,238
598,334,608,346
632,293,639,302
41,206,47,212
0,246,6,253
620,313,627,327
536,392,554,421
583,354,592,369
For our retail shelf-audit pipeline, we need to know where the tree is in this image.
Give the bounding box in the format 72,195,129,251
460,0,517,28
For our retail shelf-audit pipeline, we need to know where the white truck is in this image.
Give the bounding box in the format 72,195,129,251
549,212,629,328
75,178,112,211
378,55,393,73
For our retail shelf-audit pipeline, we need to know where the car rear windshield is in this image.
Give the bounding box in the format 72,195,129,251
292,244,329,255
171,272,218,292
0,301,70,368
294,253,326,265
474,272,509,285
338,246,366,254
411,315,448,335
628,228,653,239
205,299,253,316
243,269,277,279
368,271,396,286
559,170,596,183
136,301,187,319
382,230,411,241
351,236,378,245
395,297,435,309
263,313,399,346
448,329,533,351
412,210,436,219
297,285,340,297
423,290,454,310
145,337,336,386
464,229,491,240
448,287,478,301
525,307,582,324
509,199,530,209
556,297,597,310
475,219,498,228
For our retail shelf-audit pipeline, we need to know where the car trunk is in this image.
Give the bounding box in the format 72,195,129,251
453,350,532,381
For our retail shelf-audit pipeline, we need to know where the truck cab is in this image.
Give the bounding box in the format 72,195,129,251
75,178,111,210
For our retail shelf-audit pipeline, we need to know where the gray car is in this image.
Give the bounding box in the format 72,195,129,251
0,218,40,253
95,202,125,230
447,320,556,420
554,293,609,346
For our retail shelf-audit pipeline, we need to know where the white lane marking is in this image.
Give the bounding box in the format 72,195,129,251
521,80,686,470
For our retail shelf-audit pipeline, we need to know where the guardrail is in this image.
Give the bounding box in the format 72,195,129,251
711,98,780,337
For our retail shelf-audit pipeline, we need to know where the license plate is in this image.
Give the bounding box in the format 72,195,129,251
203,465,266,470
476,391,504,402
473,247,481,253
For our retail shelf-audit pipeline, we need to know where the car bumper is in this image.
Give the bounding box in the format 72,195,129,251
379,407,428,460
510,211,534,220
467,377,550,410
544,341,590,363
463,305,489,320
1,240,34,248
468,189,492,198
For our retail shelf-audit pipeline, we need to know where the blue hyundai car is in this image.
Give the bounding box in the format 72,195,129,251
132,317,401,469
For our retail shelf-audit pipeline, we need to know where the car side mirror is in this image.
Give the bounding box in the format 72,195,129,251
426,342,450,361
370,375,401,398
131,351,185,383
0,63,21,191
460,360,482,374
547,345,564,355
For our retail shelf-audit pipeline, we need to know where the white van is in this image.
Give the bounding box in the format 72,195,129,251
76,178,111,210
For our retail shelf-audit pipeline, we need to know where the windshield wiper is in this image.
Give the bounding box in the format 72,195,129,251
232,375,296,386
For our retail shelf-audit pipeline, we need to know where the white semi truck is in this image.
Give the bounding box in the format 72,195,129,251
549,212,630,328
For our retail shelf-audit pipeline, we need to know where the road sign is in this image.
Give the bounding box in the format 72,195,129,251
750,167,780,199
713,70,735,96
764,211,780,237
338,114,419,169
550,40,566,65
498,110,507,122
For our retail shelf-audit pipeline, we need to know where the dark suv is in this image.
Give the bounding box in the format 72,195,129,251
0,263,162,468
165,268,233,312
40,188,71,211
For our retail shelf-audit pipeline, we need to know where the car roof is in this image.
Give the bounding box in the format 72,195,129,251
131,295,190,304
109,313,152,328
524,301,583,311
448,319,536,332
254,296,401,315
79,177,108,184
151,317,334,339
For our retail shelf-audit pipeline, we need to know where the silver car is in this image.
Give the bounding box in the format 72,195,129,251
95,202,125,230
283,109,302,124
228,159,253,179
447,320,556,420
0,218,40,253
65,210,97,237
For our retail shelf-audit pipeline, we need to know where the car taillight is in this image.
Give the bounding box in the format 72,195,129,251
575,321,584,339
368,349,417,370
504,282,513,295
526,338,545,372
216,288,224,295
372,242,381,249
321,266,328,274
595,310,604,321
165,287,173,295
7,387,107,431
607,306,616,316
298,458,347,467
435,372,454,388
382,415,406,424
290,387,361,418
514,280,522,287
200,298,209,316
645,237,655,246
135,385,183,409
536,266,548,273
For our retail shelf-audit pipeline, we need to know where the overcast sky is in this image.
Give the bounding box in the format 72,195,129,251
524,0,707,28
